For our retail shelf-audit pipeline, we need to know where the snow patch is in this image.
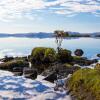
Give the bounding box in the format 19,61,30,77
0,70,71,100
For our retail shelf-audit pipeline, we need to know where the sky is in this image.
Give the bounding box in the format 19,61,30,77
0,0,100,33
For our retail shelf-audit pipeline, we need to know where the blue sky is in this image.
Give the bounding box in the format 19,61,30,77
0,0,100,33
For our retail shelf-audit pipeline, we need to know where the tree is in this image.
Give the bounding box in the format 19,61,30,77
54,30,65,53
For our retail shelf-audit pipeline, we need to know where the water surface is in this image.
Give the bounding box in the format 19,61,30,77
0,37,99,59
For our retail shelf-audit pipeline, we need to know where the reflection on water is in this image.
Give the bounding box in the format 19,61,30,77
0,37,99,58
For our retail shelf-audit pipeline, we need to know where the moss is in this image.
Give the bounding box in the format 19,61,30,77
0,60,29,71
73,56,84,60
14,56,28,62
30,47,56,73
95,63,100,70
64,63,73,68
56,49,72,63
67,68,100,100
31,47,47,64
31,47,56,65
44,48,56,62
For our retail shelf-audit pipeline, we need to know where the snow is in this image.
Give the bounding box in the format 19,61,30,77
0,70,14,76
0,70,72,100
82,60,100,69
98,60,100,63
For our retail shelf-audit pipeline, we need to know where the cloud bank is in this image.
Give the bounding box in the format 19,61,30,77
0,0,100,21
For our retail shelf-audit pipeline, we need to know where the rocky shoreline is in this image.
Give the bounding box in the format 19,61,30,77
0,47,99,81
0,47,100,100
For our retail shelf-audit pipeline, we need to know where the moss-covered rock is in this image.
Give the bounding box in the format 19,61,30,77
0,60,29,71
42,63,80,79
1,56,14,62
31,47,47,64
73,56,86,65
57,49,73,63
44,48,56,63
73,56,97,66
30,47,56,73
31,47,56,65
67,68,100,100
95,63,100,73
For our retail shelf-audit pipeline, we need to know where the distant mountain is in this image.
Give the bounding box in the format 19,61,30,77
0,32,53,38
0,33,11,37
0,32,100,38
91,32,100,37
12,32,53,38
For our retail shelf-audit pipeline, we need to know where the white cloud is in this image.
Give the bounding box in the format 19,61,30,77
55,10,73,14
0,0,100,21
61,1,100,12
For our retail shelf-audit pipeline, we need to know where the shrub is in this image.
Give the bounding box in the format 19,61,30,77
57,49,72,63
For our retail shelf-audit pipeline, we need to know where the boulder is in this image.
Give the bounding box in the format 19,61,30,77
0,60,29,71
13,67,23,76
74,49,84,56
13,67,23,72
73,56,97,66
23,67,37,79
97,54,100,58
92,59,98,63
42,63,80,80
1,56,14,62
44,72,57,83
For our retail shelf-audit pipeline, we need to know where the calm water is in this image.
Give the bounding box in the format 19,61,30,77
0,37,100,59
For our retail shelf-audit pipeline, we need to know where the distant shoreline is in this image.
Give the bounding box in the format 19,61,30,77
0,32,100,38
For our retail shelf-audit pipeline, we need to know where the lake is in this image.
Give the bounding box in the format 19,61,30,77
0,37,100,59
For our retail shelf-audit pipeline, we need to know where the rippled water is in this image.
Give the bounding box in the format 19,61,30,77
0,37,99,58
